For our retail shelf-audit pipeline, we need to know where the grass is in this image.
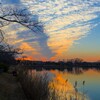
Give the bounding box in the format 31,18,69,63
0,72,27,100
18,69,49,100
17,66,89,100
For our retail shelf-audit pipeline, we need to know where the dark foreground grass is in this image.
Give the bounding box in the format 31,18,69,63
17,66,89,100
0,73,27,100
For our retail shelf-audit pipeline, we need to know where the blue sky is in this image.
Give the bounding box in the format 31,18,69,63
67,23,100,61
1,0,100,61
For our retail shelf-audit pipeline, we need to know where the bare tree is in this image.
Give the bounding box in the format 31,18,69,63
0,3,40,64
0,29,4,43
0,4,40,31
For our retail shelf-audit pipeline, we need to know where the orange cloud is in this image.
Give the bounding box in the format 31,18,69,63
16,55,37,61
20,42,35,51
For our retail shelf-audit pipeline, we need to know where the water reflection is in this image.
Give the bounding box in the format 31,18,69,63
49,68,100,100
65,67,100,75
66,69,100,100
27,68,100,100
47,68,100,100
49,70,89,100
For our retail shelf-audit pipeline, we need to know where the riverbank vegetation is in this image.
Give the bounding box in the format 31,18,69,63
16,65,89,100
0,72,27,100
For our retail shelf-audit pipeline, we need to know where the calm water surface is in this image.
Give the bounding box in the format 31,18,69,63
66,69,100,100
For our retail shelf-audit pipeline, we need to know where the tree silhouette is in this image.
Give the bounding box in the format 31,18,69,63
0,3,40,65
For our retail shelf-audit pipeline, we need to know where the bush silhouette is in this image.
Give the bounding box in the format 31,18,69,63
0,63,9,72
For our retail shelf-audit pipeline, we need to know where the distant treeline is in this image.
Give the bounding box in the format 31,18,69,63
17,58,100,71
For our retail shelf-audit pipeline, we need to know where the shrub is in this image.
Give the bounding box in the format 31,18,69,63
0,63,9,72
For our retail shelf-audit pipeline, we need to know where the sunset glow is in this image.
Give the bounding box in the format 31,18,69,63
1,0,100,61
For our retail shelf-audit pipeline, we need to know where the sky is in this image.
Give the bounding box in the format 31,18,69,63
1,0,100,61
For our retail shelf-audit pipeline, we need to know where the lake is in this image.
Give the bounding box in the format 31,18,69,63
29,68,100,100
65,69,100,100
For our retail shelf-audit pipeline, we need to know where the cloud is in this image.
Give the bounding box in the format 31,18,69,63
1,0,100,60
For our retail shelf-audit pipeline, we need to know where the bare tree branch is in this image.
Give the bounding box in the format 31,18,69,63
0,29,4,43
0,5,42,33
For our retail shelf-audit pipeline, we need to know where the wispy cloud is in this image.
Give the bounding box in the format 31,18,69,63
2,0,100,60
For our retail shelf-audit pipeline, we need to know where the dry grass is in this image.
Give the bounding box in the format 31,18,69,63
0,73,27,100
17,66,89,100
18,69,49,100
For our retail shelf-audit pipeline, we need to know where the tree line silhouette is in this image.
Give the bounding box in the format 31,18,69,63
17,58,100,72
0,3,40,68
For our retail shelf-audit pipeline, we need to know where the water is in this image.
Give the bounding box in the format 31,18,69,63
66,69,100,100
31,68,100,100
